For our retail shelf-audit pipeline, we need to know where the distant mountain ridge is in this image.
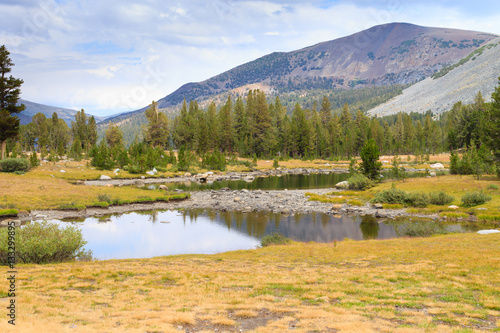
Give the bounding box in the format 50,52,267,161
103,22,497,124
17,99,104,125
368,37,500,116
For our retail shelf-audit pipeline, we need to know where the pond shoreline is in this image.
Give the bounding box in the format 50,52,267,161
12,187,442,224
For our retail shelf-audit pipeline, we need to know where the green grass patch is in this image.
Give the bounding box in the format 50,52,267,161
440,212,469,219
477,214,500,222
0,209,18,217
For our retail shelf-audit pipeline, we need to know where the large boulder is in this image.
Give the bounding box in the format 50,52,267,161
335,181,349,189
429,163,444,169
100,175,112,180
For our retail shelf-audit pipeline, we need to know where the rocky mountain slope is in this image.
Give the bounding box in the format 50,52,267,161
104,22,497,124
17,99,104,125
367,37,500,116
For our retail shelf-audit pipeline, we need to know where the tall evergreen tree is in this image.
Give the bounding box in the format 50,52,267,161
0,45,25,159
143,101,169,148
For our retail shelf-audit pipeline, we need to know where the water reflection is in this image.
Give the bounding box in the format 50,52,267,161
51,209,485,260
160,173,349,191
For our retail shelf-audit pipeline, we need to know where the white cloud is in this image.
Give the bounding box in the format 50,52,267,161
1,0,499,117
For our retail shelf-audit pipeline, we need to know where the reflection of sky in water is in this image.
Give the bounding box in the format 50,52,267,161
49,210,260,260
47,210,474,261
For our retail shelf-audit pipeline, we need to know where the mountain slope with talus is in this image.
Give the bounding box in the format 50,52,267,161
103,22,497,125
367,37,500,116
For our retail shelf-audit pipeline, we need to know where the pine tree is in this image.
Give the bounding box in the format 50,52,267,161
484,77,500,166
105,123,124,148
0,45,25,159
360,138,382,180
143,101,169,148
218,96,234,152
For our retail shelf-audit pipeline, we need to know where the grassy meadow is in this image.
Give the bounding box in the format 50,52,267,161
1,154,499,332
0,233,499,332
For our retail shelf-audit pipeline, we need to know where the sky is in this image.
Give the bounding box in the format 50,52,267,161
1,0,500,117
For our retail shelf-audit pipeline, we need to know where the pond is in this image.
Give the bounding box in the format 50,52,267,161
49,209,480,260
154,173,350,191
147,171,435,192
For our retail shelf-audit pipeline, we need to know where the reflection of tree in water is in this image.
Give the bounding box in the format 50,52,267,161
246,212,270,237
359,215,379,239
234,211,244,229
273,213,281,229
321,214,329,228
221,211,232,230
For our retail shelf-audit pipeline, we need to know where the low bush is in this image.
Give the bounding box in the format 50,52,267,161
0,158,30,173
261,232,291,247
0,221,93,265
429,191,454,205
394,222,453,238
372,185,429,207
372,185,407,205
461,191,492,207
487,184,498,190
347,174,374,191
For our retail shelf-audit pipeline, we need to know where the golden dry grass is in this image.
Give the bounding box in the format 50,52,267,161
1,233,499,332
0,161,188,211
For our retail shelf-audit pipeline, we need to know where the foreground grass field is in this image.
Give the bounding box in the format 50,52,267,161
0,233,499,332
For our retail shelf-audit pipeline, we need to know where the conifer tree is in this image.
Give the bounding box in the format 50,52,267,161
0,45,25,159
143,101,169,148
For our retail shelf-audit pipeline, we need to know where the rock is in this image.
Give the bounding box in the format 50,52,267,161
141,176,145,179
184,172,192,177
146,171,155,176
60,170,66,173
113,168,120,173
206,171,214,175
234,197,241,202
477,230,500,235
244,206,252,211
159,185,168,190
335,181,349,189
476,207,488,211
241,189,249,193
332,204,342,211
430,172,437,177
152,167,158,173
106,184,114,188
373,203,383,209
448,205,459,210
376,210,388,218
100,175,111,180
174,189,183,192
243,176,255,182
75,180,84,185
0,219,21,227
429,163,444,169
18,210,30,218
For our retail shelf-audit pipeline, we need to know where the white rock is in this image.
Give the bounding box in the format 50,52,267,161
448,205,459,209
146,171,155,176
335,181,349,189
152,167,158,173
430,163,444,169
206,171,214,175
113,169,120,173
430,172,436,177
477,230,500,235
60,170,66,173
100,175,112,180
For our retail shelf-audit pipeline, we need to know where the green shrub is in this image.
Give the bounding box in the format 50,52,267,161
0,221,93,265
394,222,453,238
97,194,112,203
372,185,407,204
429,191,454,205
461,191,492,207
372,184,429,207
487,184,498,190
261,232,291,247
347,174,374,190
0,158,30,173
405,192,430,208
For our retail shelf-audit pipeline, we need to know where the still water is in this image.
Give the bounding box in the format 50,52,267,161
50,209,476,260
158,173,350,191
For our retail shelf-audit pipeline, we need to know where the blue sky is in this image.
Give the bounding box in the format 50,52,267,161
1,0,500,117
